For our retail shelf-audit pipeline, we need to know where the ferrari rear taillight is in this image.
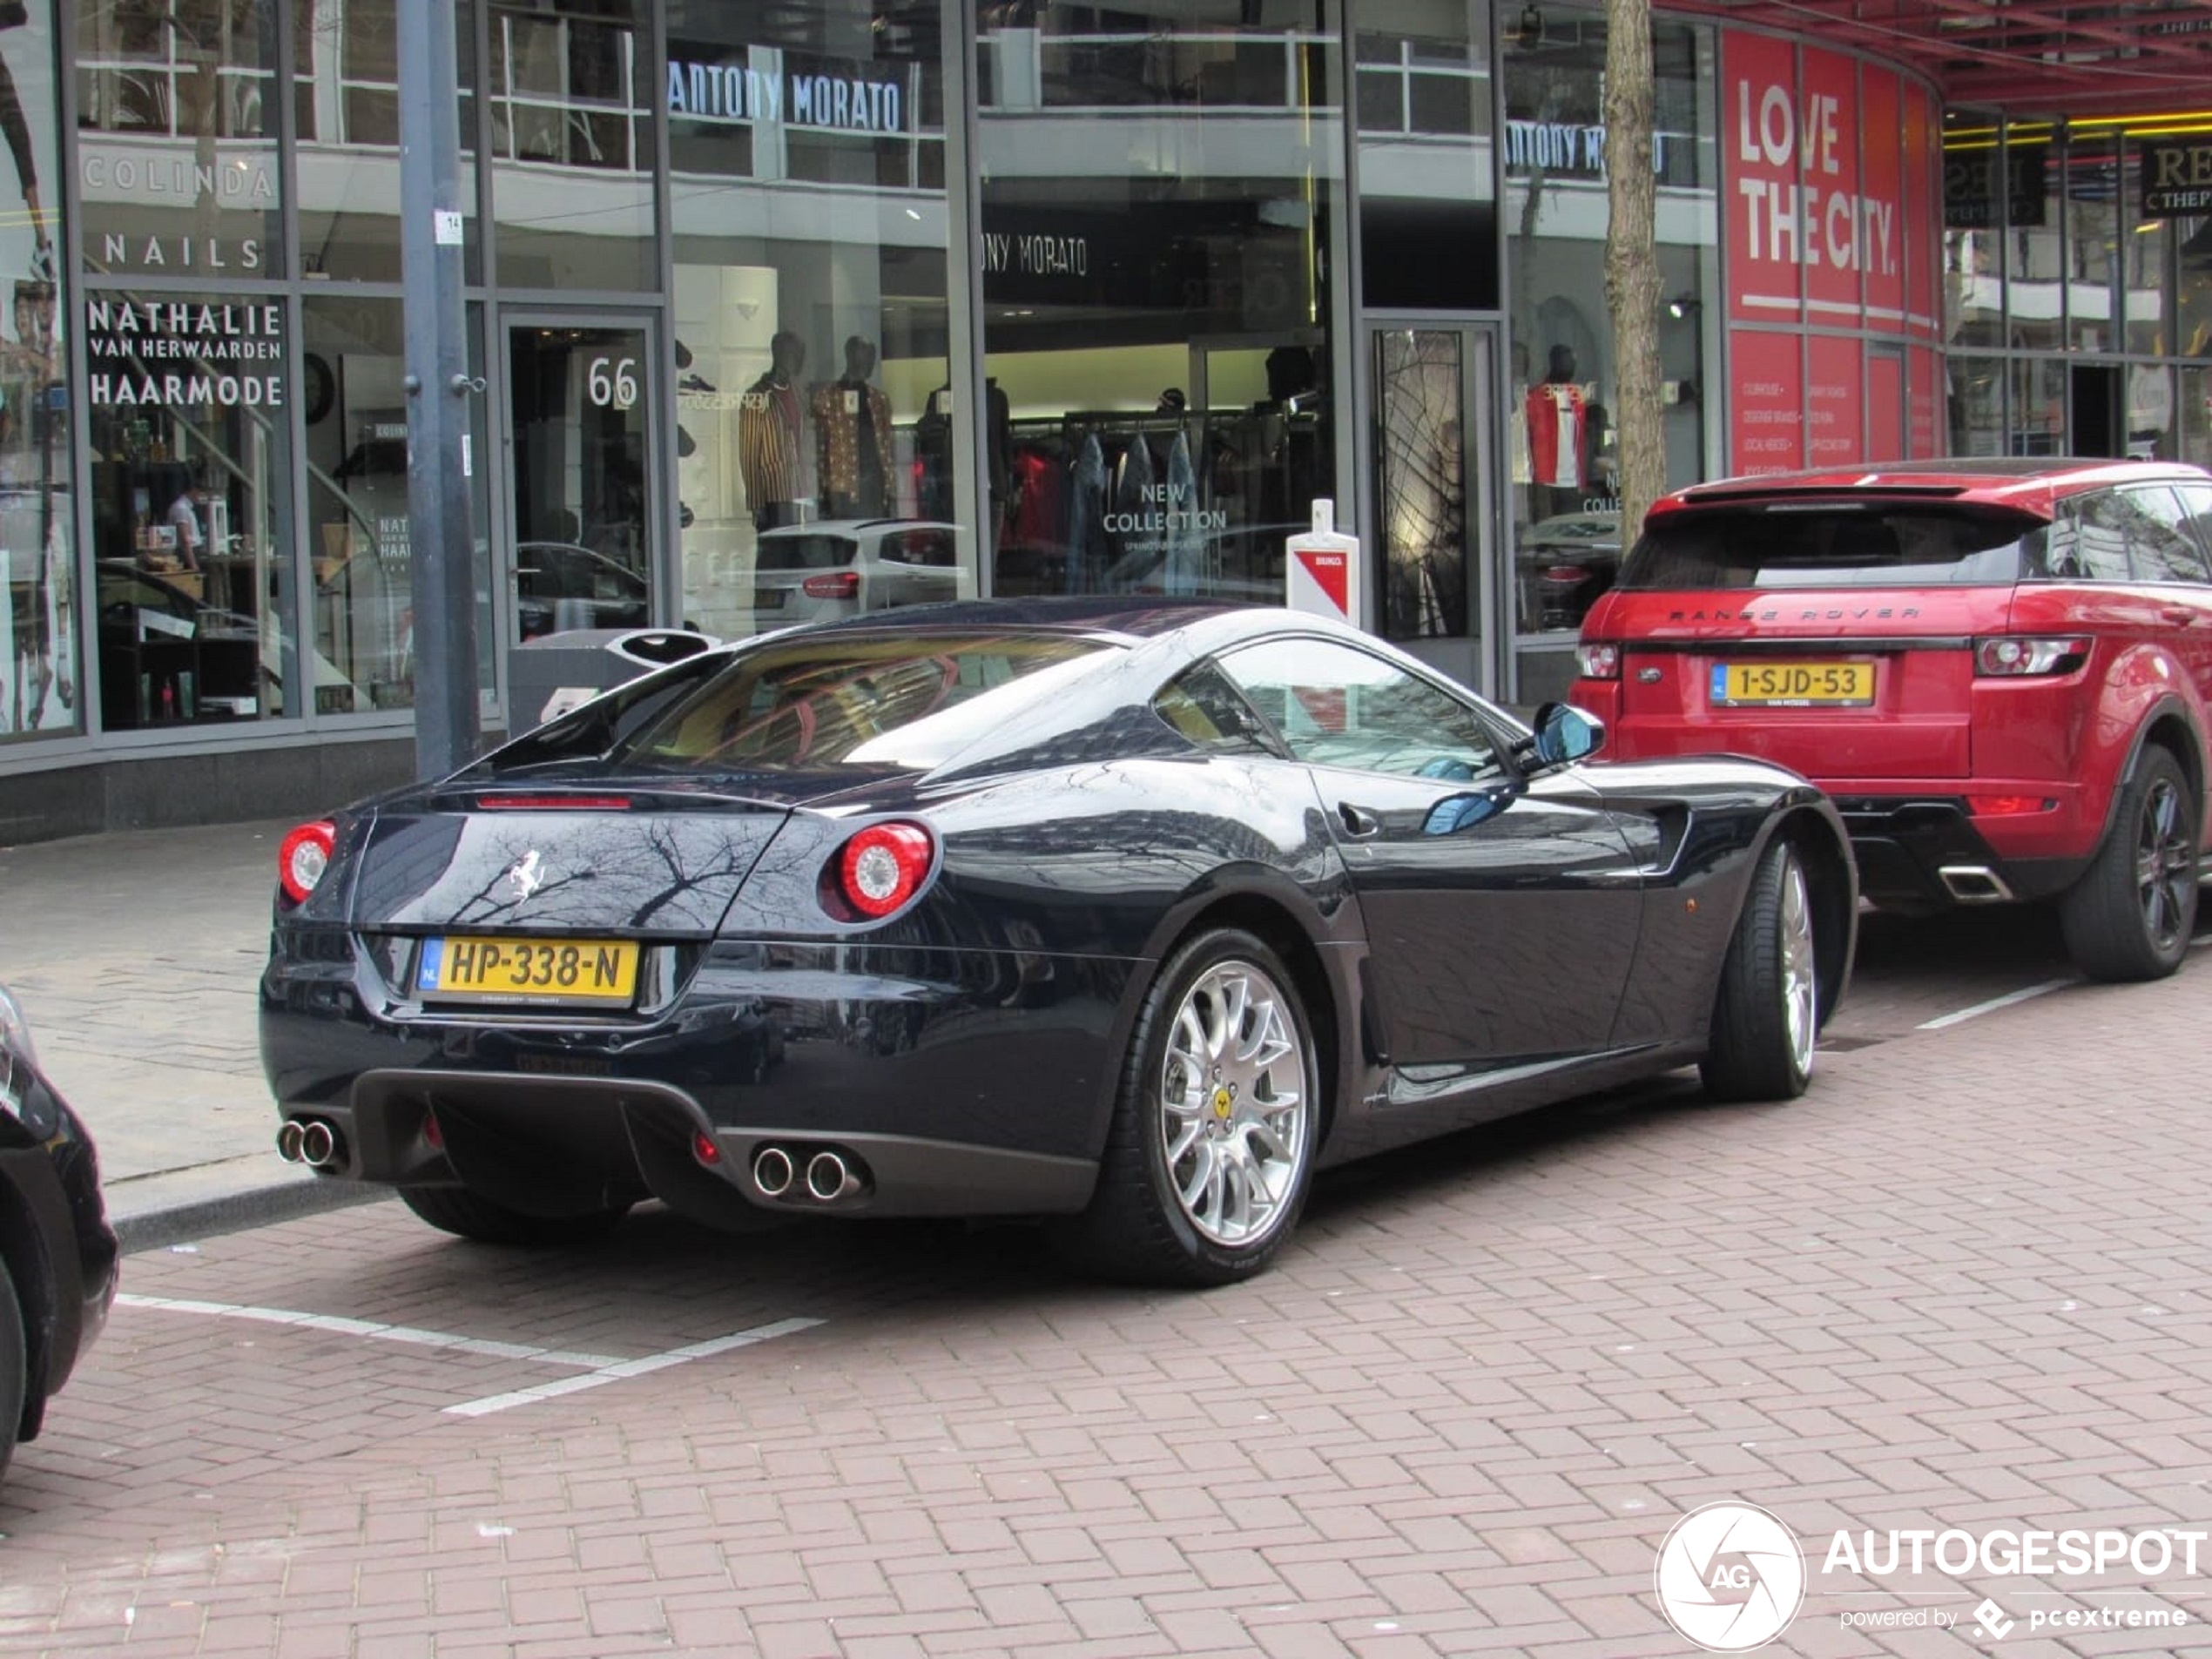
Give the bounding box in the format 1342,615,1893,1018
830,822,935,920
1975,636,2088,677
279,819,336,904
1575,641,1621,679
803,570,860,599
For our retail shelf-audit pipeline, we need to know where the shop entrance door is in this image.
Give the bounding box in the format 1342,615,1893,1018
503,318,660,644
1367,321,1499,698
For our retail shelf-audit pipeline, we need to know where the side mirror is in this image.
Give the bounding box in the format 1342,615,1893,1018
1424,792,1503,835
1530,702,1605,767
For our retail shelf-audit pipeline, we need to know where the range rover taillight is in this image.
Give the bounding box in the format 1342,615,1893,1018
1575,641,1621,679
1974,636,2089,677
279,819,336,904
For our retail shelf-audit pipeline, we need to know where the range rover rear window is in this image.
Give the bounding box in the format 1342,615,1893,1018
1618,507,2049,591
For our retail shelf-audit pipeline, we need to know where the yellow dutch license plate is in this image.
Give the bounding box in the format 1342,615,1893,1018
416,936,639,1006
1711,661,1874,707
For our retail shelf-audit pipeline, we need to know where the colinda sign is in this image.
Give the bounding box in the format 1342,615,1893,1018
666,54,904,136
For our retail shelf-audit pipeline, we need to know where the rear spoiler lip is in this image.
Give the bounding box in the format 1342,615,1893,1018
1612,635,1974,653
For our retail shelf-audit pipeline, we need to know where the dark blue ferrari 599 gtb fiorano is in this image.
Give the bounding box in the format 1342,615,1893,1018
261,599,1858,1285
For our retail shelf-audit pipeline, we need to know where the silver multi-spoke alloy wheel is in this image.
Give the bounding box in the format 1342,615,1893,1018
1779,852,1817,1079
1154,958,1312,1250
2135,772,2193,953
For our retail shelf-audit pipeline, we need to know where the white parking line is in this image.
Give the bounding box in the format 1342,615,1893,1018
445,1318,823,1418
1916,977,2075,1031
116,1293,825,1416
117,1293,629,1368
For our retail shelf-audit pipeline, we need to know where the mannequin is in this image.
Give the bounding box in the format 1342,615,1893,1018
738,330,806,529
812,335,896,518
1525,343,1588,519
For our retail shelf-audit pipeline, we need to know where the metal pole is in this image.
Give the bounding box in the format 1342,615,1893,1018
398,0,480,778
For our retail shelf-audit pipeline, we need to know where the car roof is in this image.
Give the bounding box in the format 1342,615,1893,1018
1657,457,2212,522
789,594,1285,642
757,519,959,536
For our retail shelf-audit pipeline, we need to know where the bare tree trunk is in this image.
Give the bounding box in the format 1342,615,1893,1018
1603,0,1665,543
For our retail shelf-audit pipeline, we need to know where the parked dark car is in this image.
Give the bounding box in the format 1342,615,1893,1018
1574,459,2212,981
261,599,1857,1285
1517,509,1622,632
0,986,118,1483
516,542,651,640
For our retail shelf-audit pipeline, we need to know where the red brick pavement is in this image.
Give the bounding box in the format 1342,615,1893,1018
2,958,2210,1657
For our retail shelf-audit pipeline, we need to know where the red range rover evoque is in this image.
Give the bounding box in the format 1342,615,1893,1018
1572,458,2212,981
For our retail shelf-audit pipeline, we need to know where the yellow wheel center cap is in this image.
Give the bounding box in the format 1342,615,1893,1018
1212,1087,1233,1119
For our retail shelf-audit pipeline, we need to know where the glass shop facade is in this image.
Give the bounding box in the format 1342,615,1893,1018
3,0,2208,838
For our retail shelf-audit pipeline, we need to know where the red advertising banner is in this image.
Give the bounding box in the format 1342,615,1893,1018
1723,32,1804,327
1861,70,1906,329
1807,335,1864,466
1800,48,1865,320
1730,329,1805,475
1906,346,1943,456
1903,85,1940,339
1866,352,1905,460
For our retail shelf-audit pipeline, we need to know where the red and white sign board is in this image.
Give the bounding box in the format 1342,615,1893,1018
1285,499,1363,630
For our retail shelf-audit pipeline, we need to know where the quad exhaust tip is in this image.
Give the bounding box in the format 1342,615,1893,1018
746,1142,871,1205
277,1117,345,1170
806,1150,860,1203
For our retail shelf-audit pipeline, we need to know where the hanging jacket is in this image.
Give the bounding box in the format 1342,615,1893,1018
1069,434,1107,593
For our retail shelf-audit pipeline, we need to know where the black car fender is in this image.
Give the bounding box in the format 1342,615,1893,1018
1077,858,1367,1166
1737,788,1859,1028
2100,694,2207,852
0,1149,71,1439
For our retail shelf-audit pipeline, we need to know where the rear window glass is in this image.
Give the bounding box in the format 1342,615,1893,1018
755,534,858,571
617,633,1117,770
1619,508,2046,590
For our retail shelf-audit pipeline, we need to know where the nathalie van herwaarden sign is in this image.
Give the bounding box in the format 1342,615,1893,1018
2141,138,2212,219
84,298,287,410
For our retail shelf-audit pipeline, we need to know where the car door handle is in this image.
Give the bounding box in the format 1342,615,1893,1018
1338,802,1380,838
2162,606,2199,625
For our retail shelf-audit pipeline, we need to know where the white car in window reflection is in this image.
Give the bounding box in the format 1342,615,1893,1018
751,519,970,624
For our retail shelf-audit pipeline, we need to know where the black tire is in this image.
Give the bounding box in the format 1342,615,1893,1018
1702,840,1819,1103
1049,927,1320,1287
0,1254,25,1485
399,1184,631,1246
2059,746,2199,983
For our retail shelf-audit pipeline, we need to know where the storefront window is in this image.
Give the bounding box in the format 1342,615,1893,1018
2063,129,2121,353
1357,2,1494,311
978,1,1344,604
664,0,950,643
487,0,653,290
84,291,293,730
2005,123,2061,353
1942,112,2005,350
1948,353,2005,457
0,1,76,741
1506,7,1715,647
302,295,494,712
76,0,283,281
293,0,481,283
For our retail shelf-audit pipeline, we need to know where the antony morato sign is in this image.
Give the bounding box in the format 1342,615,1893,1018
666,55,903,134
